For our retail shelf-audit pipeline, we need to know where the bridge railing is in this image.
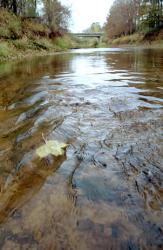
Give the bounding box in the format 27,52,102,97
71,32,104,38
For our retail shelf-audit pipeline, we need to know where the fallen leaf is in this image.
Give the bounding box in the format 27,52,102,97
36,140,68,158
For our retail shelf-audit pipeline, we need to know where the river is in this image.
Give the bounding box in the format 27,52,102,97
0,48,162,250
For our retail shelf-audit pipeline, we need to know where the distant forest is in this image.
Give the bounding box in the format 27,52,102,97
105,0,163,38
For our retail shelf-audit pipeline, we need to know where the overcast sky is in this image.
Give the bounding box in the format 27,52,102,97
60,0,114,32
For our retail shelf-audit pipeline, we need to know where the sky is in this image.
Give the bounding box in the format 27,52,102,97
60,0,114,32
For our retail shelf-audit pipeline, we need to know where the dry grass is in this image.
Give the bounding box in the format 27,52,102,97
108,33,144,46
22,19,50,38
108,29,163,47
0,9,74,61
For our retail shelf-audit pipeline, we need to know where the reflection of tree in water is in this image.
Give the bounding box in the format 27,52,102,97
0,54,71,200
0,54,73,107
104,49,163,100
104,49,163,71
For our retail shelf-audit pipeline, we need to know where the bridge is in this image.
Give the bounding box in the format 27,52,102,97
72,32,104,39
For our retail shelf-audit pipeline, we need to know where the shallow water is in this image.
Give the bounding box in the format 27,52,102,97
0,48,162,250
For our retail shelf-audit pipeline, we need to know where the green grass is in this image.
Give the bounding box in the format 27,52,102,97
54,36,74,49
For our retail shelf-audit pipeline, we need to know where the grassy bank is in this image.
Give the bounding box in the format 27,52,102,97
107,29,163,48
0,9,75,62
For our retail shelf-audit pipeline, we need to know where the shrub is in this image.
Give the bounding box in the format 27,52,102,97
0,27,11,39
0,42,11,57
54,36,73,49
0,9,22,39
8,20,22,39
13,37,34,50
22,19,49,38
32,38,54,50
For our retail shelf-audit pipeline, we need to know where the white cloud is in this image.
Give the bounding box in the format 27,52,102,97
60,0,114,32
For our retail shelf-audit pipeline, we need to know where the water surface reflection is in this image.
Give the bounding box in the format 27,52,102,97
0,48,162,250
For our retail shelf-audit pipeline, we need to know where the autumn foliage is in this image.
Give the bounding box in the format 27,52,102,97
105,0,163,39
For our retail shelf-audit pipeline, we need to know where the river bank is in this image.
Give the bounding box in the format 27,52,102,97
0,9,75,62
1,38,163,63
107,30,163,49
0,33,76,62
0,40,71,62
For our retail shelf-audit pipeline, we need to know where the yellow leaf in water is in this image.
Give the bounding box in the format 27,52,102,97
36,140,68,158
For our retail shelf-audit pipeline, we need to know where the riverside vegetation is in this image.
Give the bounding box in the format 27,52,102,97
105,0,163,47
107,30,163,47
0,9,76,61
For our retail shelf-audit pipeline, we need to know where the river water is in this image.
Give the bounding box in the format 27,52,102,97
0,48,162,250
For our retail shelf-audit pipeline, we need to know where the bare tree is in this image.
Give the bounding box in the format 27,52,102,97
0,0,37,16
105,0,137,38
43,0,71,33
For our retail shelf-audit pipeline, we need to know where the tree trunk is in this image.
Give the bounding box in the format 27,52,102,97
13,0,17,14
35,0,37,12
1,0,9,8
